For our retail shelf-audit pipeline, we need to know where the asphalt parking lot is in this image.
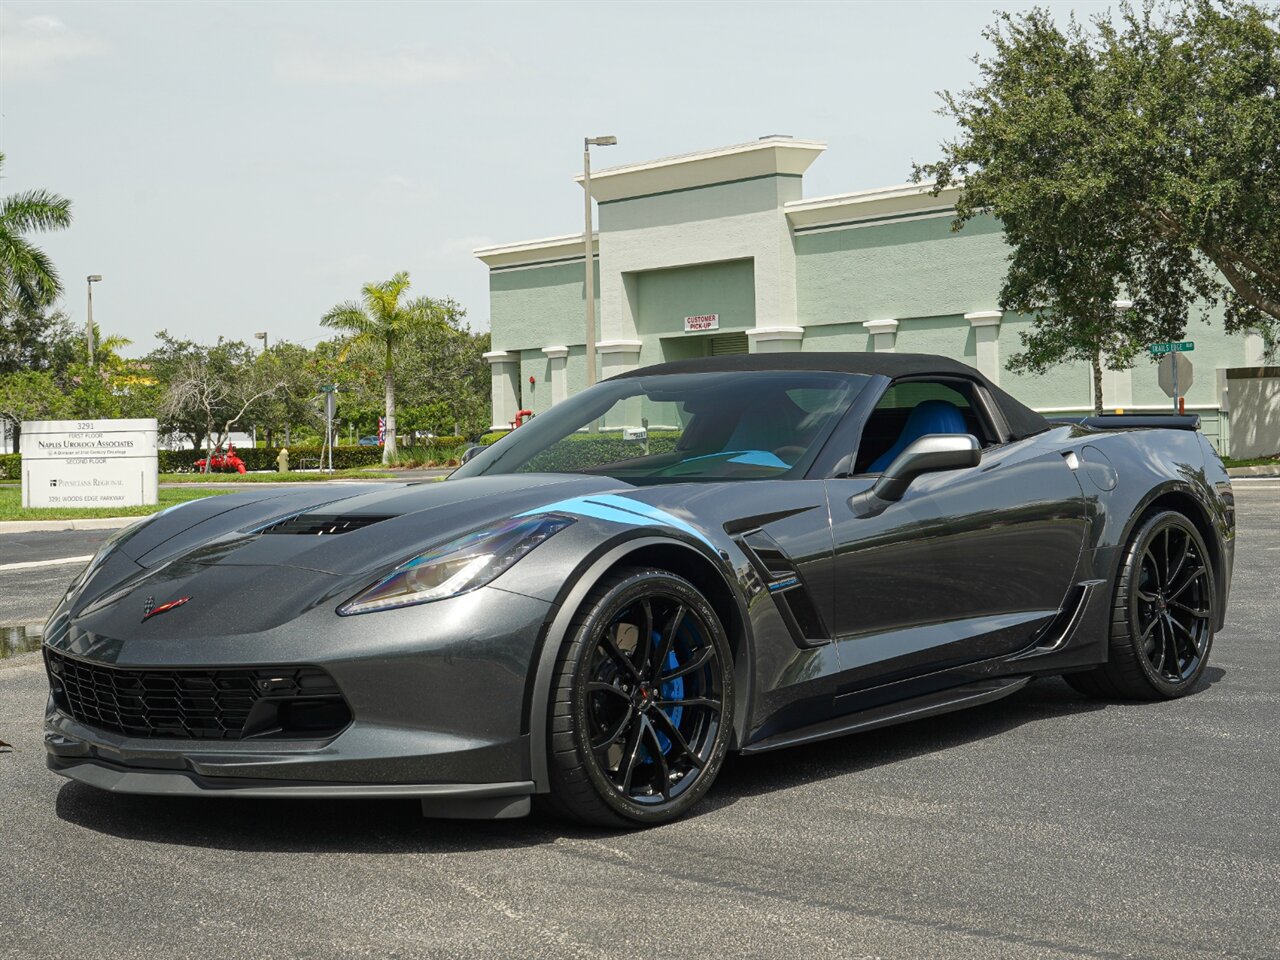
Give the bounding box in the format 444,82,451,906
1,483,1277,960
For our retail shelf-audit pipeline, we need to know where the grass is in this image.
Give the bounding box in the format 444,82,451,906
158,468,400,483
0,486,237,522
1223,456,1280,468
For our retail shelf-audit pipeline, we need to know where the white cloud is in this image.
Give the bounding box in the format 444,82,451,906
0,12,107,81
274,41,480,87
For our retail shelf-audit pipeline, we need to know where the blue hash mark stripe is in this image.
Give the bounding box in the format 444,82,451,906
517,494,715,549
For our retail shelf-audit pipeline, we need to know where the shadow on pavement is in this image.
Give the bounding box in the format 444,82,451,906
54,672,1223,852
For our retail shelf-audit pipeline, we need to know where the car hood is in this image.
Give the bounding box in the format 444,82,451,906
135,474,634,576
58,474,637,643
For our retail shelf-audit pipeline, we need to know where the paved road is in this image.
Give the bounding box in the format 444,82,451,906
1,485,1277,959
0,529,109,627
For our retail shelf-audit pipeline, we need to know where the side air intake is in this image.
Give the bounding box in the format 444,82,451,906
260,515,394,536
735,530,831,647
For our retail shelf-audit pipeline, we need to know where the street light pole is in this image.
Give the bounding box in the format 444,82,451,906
255,331,269,352
583,136,616,388
86,275,103,368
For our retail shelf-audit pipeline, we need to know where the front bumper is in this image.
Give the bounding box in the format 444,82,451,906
45,751,534,817
42,584,554,817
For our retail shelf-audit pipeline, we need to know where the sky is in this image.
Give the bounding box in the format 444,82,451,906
1,0,1113,356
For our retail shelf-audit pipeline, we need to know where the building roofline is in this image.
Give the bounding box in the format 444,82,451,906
574,136,826,203
473,232,598,269
785,180,965,231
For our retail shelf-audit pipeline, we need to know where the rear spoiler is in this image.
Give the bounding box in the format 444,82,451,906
1047,413,1201,431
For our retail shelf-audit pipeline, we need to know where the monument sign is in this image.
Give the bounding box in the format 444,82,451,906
20,418,159,509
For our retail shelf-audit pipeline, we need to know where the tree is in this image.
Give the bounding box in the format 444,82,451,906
0,370,72,450
250,341,323,447
321,271,435,462
156,337,284,470
384,300,491,439
0,153,73,318
0,306,78,375
917,0,1280,409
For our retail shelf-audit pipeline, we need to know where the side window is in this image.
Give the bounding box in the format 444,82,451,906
853,379,997,475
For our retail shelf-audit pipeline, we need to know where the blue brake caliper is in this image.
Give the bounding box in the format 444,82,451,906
645,631,684,758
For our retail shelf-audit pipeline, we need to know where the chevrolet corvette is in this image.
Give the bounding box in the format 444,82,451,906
43,353,1234,826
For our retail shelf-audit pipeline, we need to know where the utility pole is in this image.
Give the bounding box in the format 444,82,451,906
583,136,616,388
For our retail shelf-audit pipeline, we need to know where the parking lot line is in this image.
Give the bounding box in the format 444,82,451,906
0,555,92,572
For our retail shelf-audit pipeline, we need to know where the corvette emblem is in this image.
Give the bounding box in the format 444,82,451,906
141,596,191,623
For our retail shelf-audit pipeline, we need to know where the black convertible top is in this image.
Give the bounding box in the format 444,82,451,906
611,351,1051,440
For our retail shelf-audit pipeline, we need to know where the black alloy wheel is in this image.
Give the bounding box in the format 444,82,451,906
1133,520,1212,684
545,568,733,827
1066,510,1215,700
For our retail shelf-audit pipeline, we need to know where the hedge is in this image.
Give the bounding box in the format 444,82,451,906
161,445,386,472
479,430,510,446
0,453,18,481
519,430,683,473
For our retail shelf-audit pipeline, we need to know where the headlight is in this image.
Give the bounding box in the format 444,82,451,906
337,514,575,615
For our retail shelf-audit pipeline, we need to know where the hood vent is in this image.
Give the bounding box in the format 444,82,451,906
260,514,394,536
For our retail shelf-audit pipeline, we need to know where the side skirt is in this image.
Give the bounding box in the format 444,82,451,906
739,675,1030,755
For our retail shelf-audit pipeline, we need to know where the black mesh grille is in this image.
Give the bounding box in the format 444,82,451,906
44,650,350,740
259,514,392,536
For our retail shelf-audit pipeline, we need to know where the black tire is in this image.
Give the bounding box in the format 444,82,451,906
543,567,734,828
1066,510,1215,700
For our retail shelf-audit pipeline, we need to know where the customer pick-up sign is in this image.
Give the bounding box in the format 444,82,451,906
684,314,719,333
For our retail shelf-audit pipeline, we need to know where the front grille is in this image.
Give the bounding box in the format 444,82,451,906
44,650,351,740
259,514,393,536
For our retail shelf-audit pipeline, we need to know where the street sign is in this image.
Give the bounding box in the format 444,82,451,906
1150,341,1194,355
1157,354,1194,397
320,384,337,393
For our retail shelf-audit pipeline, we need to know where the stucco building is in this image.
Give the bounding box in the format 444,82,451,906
475,136,1272,453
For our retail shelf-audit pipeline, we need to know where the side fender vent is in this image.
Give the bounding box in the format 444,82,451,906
735,530,831,647
260,515,394,536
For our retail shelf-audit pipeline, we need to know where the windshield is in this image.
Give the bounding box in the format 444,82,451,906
452,370,870,484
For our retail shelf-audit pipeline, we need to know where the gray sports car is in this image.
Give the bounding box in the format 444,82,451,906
43,353,1234,826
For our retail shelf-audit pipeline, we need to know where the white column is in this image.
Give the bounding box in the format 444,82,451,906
597,340,643,430
1244,329,1266,366
862,318,899,353
747,326,804,354
483,350,519,430
542,346,569,406
965,311,1002,383
597,339,643,380
1101,366,1134,411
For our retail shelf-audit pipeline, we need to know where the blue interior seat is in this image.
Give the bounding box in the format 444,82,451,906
867,400,968,473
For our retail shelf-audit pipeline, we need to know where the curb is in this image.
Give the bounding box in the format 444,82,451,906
1226,465,1280,479
0,517,140,534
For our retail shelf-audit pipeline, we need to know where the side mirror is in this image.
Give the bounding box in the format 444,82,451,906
461,445,482,464
850,434,980,517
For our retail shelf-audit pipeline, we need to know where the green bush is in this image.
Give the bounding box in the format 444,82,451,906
386,436,471,467
163,445,385,472
521,431,683,473
479,430,510,446
1,445,390,479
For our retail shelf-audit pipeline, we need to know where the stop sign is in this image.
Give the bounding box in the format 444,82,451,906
1157,354,1193,397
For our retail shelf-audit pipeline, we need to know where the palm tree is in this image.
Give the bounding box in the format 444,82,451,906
321,271,433,463
0,153,73,317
